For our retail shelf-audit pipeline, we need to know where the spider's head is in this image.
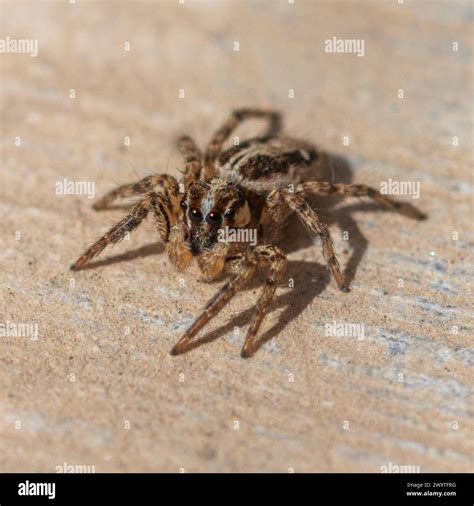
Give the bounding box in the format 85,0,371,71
180,180,250,254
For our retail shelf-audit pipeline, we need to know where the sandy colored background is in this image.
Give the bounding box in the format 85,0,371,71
1,1,473,473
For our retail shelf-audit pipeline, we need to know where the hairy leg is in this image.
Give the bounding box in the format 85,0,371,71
92,174,178,211
166,225,193,272
267,189,348,292
71,192,172,270
177,135,202,186
297,181,426,220
240,245,287,358
203,108,282,179
260,189,294,244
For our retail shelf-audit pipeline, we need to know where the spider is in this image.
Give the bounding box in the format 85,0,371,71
71,108,425,358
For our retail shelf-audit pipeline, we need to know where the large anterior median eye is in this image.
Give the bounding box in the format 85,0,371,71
206,211,223,225
188,208,203,222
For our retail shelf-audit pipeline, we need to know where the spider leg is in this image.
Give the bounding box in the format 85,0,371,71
240,245,287,358
260,188,294,244
297,181,426,220
271,189,348,292
203,108,282,179
170,250,258,355
71,192,172,270
166,225,193,272
92,174,178,210
177,135,202,186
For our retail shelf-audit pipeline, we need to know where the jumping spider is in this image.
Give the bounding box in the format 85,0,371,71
71,108,425,358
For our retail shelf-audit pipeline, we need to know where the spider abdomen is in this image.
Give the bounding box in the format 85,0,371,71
217,136,320,185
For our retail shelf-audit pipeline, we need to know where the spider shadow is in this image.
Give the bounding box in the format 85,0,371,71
75,242,165,271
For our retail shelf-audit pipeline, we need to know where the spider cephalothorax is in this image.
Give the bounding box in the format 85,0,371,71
182,180,251,255
71,108,425,358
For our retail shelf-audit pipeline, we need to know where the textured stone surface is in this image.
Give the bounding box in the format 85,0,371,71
1,1,473,473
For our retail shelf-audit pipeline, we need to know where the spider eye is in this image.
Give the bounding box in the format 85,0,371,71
180,200,188,209
224,209,235,219
188,208,203,222
206,211,223,225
